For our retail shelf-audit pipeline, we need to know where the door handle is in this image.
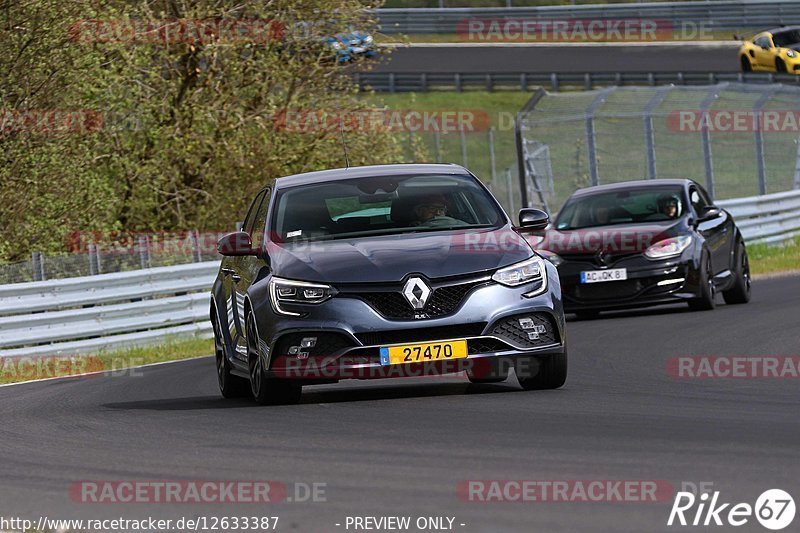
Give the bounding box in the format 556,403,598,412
221,267,236,276
231,274,242,283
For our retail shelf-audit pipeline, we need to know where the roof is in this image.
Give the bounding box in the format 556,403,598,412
274,164,470,188
571,179,694,198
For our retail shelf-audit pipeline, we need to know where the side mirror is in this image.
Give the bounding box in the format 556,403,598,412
697,206,722,222
217,231,257,256
517,208,550,231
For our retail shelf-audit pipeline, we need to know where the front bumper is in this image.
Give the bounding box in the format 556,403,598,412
558,255,703,312
253,267,565,381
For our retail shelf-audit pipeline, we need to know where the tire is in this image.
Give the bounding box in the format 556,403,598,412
741,56,752,72
515,345,568,391
776,58,787,73
467,358,509,384
213,310,250,398
246,311,302,405
575,310,600,320
723,240,751,305
688,252,716,311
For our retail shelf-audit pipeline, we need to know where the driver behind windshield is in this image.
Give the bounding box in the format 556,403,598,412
409,194,467,227
657,194,680,219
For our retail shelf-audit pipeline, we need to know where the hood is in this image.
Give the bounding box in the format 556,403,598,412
528,219,684,256
266,226,533,284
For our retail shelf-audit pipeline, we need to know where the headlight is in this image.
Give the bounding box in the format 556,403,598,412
492,256,547,290
363,35,373,44
268,277,336,316
644,235,692,259
787,49,797,58
536,250,563,267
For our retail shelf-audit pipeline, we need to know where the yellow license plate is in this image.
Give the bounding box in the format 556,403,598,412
379,340,468,366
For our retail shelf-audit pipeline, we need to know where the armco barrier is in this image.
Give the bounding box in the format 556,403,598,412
376,0,800,34
718,189,800,245
355,71,800,93
0,193,796,359
0,261,218,358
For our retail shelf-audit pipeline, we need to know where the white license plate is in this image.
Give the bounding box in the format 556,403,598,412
580,268,628,284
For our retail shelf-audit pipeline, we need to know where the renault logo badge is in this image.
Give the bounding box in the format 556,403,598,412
402,277,431,310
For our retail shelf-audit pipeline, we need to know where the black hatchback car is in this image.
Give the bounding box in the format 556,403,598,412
532,179,751,318
211,164,567,404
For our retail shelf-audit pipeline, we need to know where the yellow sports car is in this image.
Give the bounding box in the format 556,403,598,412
738,27,800,73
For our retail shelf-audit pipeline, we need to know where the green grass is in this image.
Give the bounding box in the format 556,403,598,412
0,336,213,385
748,237,800,277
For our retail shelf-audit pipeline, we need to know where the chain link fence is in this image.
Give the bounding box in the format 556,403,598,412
517,83,800,213
0,232,221,285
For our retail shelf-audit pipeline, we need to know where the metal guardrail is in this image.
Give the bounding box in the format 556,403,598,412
718,189,800,244
356,71,800,92
0,261,218,358
376,0,800,34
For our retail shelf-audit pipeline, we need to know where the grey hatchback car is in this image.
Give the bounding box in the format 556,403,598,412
211,164,567,404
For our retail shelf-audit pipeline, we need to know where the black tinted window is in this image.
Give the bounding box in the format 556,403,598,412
271,174,505,242
555,187,685,230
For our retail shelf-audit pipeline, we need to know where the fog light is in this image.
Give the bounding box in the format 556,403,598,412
519,318,534,329
300,337,317,348
288,346,299,355
527,332,540,341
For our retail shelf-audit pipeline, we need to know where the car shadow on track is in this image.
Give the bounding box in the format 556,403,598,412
566,303,692,322
100,379,540,410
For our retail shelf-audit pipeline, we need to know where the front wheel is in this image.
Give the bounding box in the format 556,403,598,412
516,346,568,391
247,311,302,405
213,312,250,398
723,240,751,304
688,252,716,311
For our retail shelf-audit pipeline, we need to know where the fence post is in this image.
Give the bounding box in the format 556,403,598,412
550,73,559,92
434,130,442,163
643,86,673,180
455,73,462,92
31,251,45,282
137,234,151,269
191,229,201,263
389,73,396,94
584,88,611,187
699,87,720,200
506,169,514,215
88,244,101,275
794,138,800,190
408,130,415,163
752,90,774,195
488,128,497,184
459,126,468,168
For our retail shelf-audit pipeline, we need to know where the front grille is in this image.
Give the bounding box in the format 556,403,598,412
341,278,488,320
490,313,559,349
355,323,486,346
468,338,512,354
273,332,354,357
560,252,641,267
571,279,643,300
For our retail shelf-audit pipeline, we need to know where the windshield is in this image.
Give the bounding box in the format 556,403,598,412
772,30,800,47
271,173,505,243
555,187,685,230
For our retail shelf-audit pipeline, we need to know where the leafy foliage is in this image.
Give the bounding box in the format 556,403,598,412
0,0,401,261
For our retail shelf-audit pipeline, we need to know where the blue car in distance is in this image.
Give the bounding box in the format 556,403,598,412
326,30,376,62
